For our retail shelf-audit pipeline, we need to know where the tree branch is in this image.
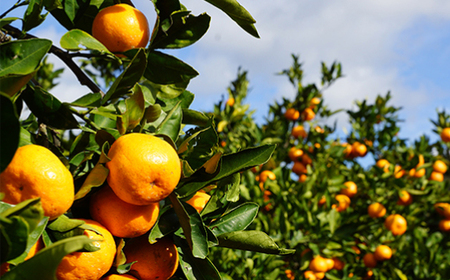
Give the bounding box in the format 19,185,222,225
3,24,105,97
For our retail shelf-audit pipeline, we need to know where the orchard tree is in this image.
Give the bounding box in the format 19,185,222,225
0,1,295,279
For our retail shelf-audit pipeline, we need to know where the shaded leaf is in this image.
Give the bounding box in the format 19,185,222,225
209,203,258,236
0,94,20,172
145,51,198,85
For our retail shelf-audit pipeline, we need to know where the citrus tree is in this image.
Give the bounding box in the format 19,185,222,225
209,56,450,279
0,0,296,279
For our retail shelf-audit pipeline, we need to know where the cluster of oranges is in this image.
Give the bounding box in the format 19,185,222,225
435,202,450,232
300,255,344,279
284,97,320,122
342,141,368,159
0,133,190,280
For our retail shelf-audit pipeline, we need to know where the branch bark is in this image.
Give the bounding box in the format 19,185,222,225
3,24,105,96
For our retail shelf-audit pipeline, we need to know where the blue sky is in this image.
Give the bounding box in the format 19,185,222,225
3,0,450,145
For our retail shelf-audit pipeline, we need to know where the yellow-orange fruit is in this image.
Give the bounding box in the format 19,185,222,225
304,270,317,280
309,256,328,272
301,154,313,165
298,174,308,183
284,108,300,120
332,257,345,270
258,170,276,183
441,127,450,142
101,275,139,280
433,160,448,173
292,161,307,175
335,194,351,212
124,236,179,280
106,133,181,205
341,181,357,198
56,219,116,280
376,159,390,172
352,142,367,157
302,108,316,121
394,165,405,178
374,245,392,261
434,203,450,219
368,202,386,218
89,186,160,238
309,97,321,109
397,190,412,206
384,214,407,236
291,125,307,138
92,4,150,54
226,97,235,107
439,219,450,232
186,191,211,213
288,147,304,161
363,253,377,268
429,171,444,182
0,144,74,220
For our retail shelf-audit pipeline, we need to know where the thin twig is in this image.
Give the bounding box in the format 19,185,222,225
3,24,105,97
0,0,27,19
68,107,102,131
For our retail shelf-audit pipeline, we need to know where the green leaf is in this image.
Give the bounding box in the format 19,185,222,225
169,194,209,259
182,109,210,126
1,198,45,235
0,71,37,97
23,0,48,32
176,237,222,280
74,151,109,200
0,94,20,172
148,208,180,243
209,202,258,236
178,145,276,197
217,230,295,255
64,0,77,22
0,18,20,29
21,86,79,129
1,235,94,280
68,92,102,108
47,215,84,233
203,0,259,38
151,11,211,49
124,84,146,130
145,51,198,85
102,48,147,105
1,216,29,262
156,100,182,142
60,29,112,55
0,38,52,76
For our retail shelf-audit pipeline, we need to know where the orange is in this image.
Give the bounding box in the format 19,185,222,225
363,253,377,268
309,97,321,109
433,160,448,173
301,154,313,165
302,108,316,121
318,196,326,207
397,190,412,206
284,108,300,120
102,275,138,280
323,258,334,271
304,270,317,280
368,202,386,218
376,159,390,172
439,219,450,232
351,245,361,255
414,167,426,178
291,125,307,138
394,165,405,178
365,270,374,279
352,142,367,157
0,238,44,275
314,126,324,133
314,272,325,279
288,147,303,161
89,186,160,238
342,143,353,158
226,97,235,107
292,161,307,175
92,4,150,54
0,144,74,220
106,133,181,205
335,194,351,212
429,171,444,182
186,191,211,213
441,127,450,142
298,174,308,183
434,203,450,219
332,257,345,270
258,170,276,183
408,168,416,177
56,219,116,280
124,236,179,280
374,245,392,261
384,214,407,236
284,269,295,280
309,256,328,272
341,181,357,198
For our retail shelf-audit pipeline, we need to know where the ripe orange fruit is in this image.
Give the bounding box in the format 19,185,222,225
441,127,450,142
284,108,300,120
363,253,377,268
342,143,353,158
89,186,160,238
291,125,307,138
56,219,116,280
323,258,334,271
318,196,326,207
288,147,304,161
304,270,317,280
284,269,295,280
292,161,307,175
0,144,74,220
352,142,367,157
439,219,450,232
301,108,316,121
384,214,407,236
258,170,276,183
376,159,390,172
368,202,386,218
314,272,325,279
341,181,357,198
309,256,328,272
106,133,181,205
226,97,235,107
433,160,448,174
335,194,351,212
186,191,211,213
298,174,308,183
309,97,321,109
414,167,426,178
124,236,179,280
394,165,405,178
102,275,138,280
397,190,412,206
374,245,392,261
1,238,45,275
314,126,324,133
301,154,313,165
351,245,361,255
429,171,444,182
92,4,150,54
332,257,345,270
434,202,450,219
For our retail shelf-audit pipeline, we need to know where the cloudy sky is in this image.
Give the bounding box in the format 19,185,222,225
3,0,450,143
